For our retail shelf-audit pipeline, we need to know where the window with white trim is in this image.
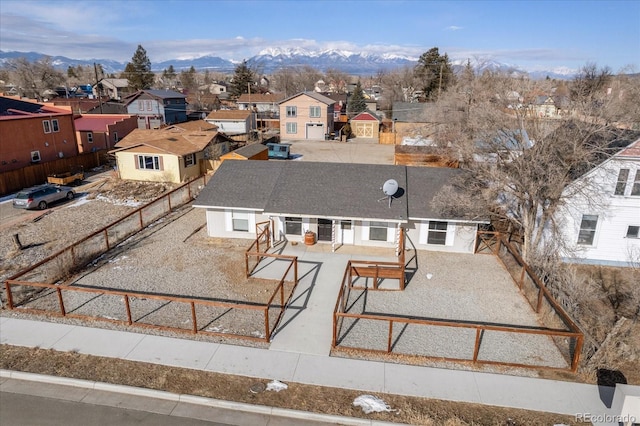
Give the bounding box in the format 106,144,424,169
286,122,297,134
310,106,321,118
184,153,196,167
577,214,598,245
51,119,59,132
138,155,161,170
138,100,144,110
31,150,41,162
87,132,93,143
145,100,152,111
232,211,249,232
427,221,448,245
286,106,297,117
614,169,629,195
114,132,119,143
369,221,388,241
632,170,640,196
285,217,302,235
42,120,51,133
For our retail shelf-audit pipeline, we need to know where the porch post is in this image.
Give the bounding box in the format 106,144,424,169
332,220,336,252
395,223,401,256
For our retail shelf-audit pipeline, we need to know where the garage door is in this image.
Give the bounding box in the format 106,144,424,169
306,123,324,140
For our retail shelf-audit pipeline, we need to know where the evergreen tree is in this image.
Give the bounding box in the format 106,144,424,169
162,64,176,80
123,44,155,90
179,66,198,93
229,60,255,99
414,47,454,100
347,80,367,115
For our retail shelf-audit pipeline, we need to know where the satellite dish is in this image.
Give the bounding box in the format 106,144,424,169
382,179,399,196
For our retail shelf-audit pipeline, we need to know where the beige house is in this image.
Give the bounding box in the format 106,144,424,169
110,120,232,183
279,92,335,140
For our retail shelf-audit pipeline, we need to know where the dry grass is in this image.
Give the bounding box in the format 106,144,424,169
0,345,579,425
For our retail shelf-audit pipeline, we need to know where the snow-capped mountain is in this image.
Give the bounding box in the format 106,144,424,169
0,49,578,79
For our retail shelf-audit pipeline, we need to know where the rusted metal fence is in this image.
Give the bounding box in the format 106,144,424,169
4,199,299,343
333,231,584,372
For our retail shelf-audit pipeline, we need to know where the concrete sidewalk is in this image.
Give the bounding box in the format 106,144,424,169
0,316,627,423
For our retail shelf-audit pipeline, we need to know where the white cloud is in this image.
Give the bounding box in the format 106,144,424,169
445,26,463,31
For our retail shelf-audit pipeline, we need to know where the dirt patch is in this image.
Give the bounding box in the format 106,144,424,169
0,345,579,425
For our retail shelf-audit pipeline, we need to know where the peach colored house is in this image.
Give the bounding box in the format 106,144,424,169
278,92,335,140
74,114,138,153
109,120,232,183
0,96,77,172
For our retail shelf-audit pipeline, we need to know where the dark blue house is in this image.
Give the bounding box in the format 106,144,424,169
123,89,187,129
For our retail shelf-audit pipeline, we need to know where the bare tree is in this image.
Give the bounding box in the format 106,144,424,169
6,56,65,99
432,65,639,264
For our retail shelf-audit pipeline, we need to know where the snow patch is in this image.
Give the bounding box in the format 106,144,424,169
353,395,394,414
266,380,288,392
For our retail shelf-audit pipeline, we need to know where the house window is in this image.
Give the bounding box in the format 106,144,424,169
632,170,640,196
114,132,119,143
427,221,448,245
184,153,196,167
286,122,297,134
626,226,640,238
138,155,161,170
145,100,152,111
51,119,59,132
310,106,321,118
232,211,249,232
285,217,302,235
138,100,144,110
286,106,297,118
614,169,629,195
31,150,41,162
577,214,598,245
43,120,51,133
87,132,93,143
369,221,388,241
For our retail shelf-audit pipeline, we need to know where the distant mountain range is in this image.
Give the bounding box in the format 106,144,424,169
0,48,579,80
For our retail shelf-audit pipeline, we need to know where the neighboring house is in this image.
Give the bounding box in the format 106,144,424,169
473,129,532,164
219,143,268,162
205,110,256,134
199,82,228,95
110,121,231,183
236,93,284,116
0,96,78,172
74,114,138,153
93,78,132,101
193,160,486,253
555,137,640,267
279,92,335,141
84,101,129,115
123,90,188,129
350,110,382,141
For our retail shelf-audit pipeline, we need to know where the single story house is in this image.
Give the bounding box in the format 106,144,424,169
205,110,256,135
74,114,138,153
193,160,487,253
110,121,232,183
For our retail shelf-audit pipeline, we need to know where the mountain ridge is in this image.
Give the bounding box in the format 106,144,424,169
0,49,578,80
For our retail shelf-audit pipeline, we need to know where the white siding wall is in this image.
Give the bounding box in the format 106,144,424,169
406,220,478,254
556,157,640,266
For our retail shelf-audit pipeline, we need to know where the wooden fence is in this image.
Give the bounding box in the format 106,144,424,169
3,192,300,343
332,231,584,372
0,150,109,196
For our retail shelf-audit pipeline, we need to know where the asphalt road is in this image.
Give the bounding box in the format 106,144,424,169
0,391,232,426
0,378,344,426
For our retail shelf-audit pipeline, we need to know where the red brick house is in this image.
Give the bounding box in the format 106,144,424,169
0,96,77,172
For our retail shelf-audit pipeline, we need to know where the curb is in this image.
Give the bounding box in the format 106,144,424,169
0,369,403,426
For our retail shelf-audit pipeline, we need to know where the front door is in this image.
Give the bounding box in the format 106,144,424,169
317,219,332,241
339,220,354,244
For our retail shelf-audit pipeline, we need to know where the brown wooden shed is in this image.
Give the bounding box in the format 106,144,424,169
220,143,269,162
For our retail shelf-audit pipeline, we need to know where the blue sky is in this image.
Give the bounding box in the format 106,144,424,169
1,0,638,73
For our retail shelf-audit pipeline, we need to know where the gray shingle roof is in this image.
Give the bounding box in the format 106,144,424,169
228,143,268,158
195,160,473,223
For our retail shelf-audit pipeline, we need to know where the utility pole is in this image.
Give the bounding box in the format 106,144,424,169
438,62,444,100
94,63,103,114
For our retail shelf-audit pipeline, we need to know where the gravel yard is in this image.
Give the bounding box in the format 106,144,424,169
336,251,569,369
